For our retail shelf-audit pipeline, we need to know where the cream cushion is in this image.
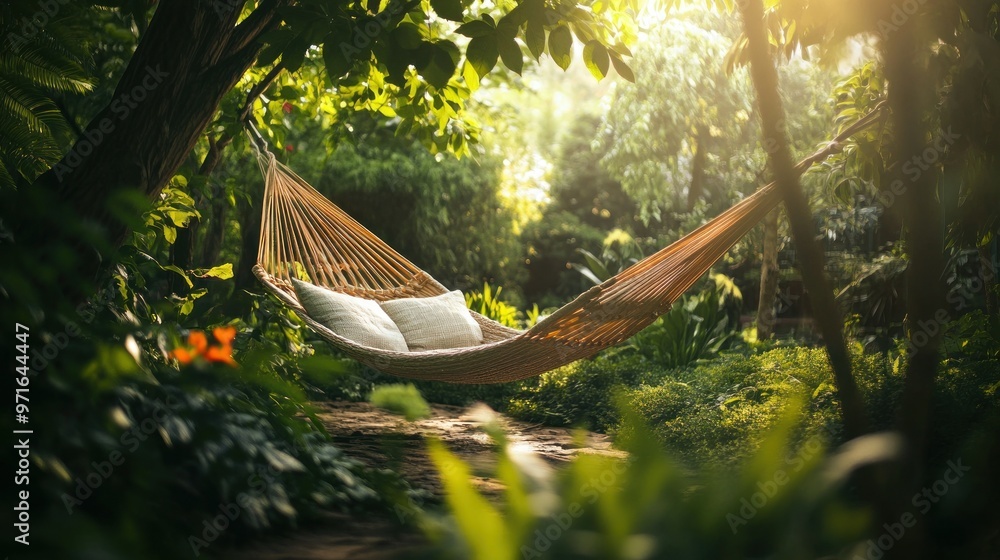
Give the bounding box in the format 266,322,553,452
379,291,484,351
291,278,408,352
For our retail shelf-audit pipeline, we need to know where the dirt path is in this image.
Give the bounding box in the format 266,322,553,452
224,401,623,560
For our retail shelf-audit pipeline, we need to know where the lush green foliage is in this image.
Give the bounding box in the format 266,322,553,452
600,9,756,223
464,281,522,328
415,310,1000,556
422,398,999,560
628,274,743,368
1,175,419,559
572,229,644,286
370,383,433,420
316,122,527,293
242,0,640,161
521,208,607,307
11,316,397,560
3,0,1000,558
0,1,94,188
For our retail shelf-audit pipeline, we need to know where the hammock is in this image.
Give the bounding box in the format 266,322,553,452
251,109,883,384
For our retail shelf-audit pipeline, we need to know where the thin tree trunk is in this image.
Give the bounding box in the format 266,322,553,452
687,125,708,211
738,0,869,440
196,135,234,268
757,207,780,339
234,190,263,293
883,17,944,560
170,218,198,292
199,195,228,268
982,242,998,316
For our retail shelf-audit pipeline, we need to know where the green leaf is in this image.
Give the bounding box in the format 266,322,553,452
393,23,423,50
571,263,604,286
427,439,515,559
162,265,194,288
421,41,459,89
525,18,544,60
162,225,177,244
466,35,499,78
166,210,195,228
177,288,208,317
498,38,523,75
496,13,521,41
323,37,352,80
548,25,572,70
577,248,610,280
430,0,465,22
198,263,234,280
456,20,495,38
256,28,294,67
369,384,431,421
609,43,632,57
583,40,609,80
282,39,309,73
275,5,316,27
462,60,481,91
82,345,150,391
611,55,635,82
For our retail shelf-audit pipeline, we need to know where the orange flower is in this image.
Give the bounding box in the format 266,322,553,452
169,327,238,367
170,347,194,365
205,345,236,366
213,326,236,345
189,330,208,353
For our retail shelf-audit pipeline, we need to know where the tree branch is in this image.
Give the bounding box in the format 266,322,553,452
228,0,284,53
239,62,285,122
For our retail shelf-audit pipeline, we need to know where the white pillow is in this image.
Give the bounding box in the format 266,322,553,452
379,291,484,351
291,278,408,352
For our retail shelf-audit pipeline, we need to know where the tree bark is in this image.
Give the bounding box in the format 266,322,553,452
738,0,869,440
687,125,708,211
982,242,998,317
17,0,282,286
199,195,229,268
234,188,263,293
884,18,945,560
757,207,780,339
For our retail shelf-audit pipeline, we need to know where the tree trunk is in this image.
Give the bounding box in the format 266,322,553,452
757,208,780,339
170,217,198,292
196,135,235,268
982,241,998,317
687,125,708,211
883,16,944,560
738,0,869,440
234,189,263,293
199,195,228,268
16,0,281,288
886,13,943,487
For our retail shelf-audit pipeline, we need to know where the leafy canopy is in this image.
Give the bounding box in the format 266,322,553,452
245,0,639,157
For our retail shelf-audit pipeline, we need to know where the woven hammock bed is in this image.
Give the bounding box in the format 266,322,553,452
251,107,884,384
